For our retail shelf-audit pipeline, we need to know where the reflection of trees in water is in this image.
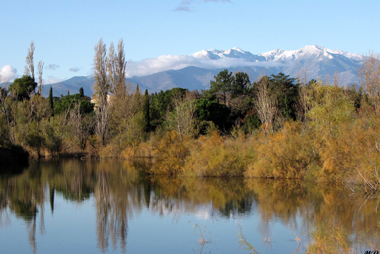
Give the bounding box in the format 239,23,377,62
0,163,46,254
94,161,140,253
245,179,380,248
1,160,380,252
147,177,254,219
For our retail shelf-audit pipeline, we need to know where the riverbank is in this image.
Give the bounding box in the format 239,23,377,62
0,142,29,173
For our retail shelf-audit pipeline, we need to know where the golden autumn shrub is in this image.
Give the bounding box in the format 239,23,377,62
149,130,191,175
183,131,252,177
316,116,380,187
245,122,317,179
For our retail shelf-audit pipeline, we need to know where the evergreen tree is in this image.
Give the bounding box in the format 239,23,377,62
49,86,54,116
8,75,37,101
232,72,251,97
143,89,151,132
79,87,84,98
208,69,235,105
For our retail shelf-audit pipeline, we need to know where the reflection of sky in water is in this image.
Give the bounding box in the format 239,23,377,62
0,160,378,253
0,187,305,254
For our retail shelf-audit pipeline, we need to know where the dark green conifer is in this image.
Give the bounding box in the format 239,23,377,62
143,89,151,132
49,86,54,116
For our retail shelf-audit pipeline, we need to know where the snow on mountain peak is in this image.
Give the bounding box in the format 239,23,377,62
192,45,363,64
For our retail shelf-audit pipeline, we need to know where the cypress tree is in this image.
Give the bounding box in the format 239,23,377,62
135,84,140,94
49,86,54,116
79,87,84,98
143,89,151,132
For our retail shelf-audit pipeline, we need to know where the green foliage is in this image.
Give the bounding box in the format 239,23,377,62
208,69,235,105
54,93,93,115
232,72,251,98
44,124,62,156
269,73,298,116
258,72,299,122
195,98,231,131
26,124,45,158
143,89,150,132
8,75,37,101
242,114,261,134
150,88,188,129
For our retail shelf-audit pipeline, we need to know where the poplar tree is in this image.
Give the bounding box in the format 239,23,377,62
94,38,109,107
94,38,110,146
25,41,35,81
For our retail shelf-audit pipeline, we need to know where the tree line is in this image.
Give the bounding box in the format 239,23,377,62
1,41,380,189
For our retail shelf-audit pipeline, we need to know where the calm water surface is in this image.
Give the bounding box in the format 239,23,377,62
0,160,379,253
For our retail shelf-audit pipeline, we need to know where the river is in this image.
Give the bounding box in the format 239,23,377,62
0,159,379,253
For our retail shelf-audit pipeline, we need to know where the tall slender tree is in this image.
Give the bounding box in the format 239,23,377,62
94,38,109,106
107,39,126,97
49,86,54,116
94,38,110,146
143,89,150,132
25,41,35,81
37,60,44,95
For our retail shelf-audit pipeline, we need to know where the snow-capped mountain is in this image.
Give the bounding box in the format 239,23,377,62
44,45,365,97
193,45,363,63
192,47,265,62
258,45,362,62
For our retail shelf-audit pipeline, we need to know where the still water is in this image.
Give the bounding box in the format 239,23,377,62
0,160,379,254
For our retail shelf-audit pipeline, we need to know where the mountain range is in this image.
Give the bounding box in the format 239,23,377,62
42,45,364,97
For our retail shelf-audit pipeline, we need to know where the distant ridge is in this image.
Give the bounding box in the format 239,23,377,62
42,45,364,97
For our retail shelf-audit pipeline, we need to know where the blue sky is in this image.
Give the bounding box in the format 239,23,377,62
1,0,379,84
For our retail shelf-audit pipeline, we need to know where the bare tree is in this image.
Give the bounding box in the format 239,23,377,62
37,61,44,95
296,69,316,122
69,102,93,150
325,73,330,86
94,38,109,106
107,39,127,98
359,53,380,112
94,38,110,146
25,41,35,80
332,70,340,87
115,39,127,97
107,42,116,94
254,76,278,131
167,91,198,139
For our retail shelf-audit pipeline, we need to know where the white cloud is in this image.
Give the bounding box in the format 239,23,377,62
126,55,283,78
45,76,63,85
0,65,18,82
